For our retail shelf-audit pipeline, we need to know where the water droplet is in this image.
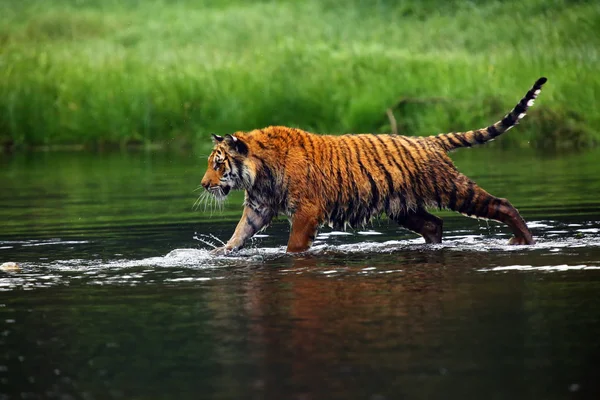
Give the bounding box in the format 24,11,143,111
568,383,580,392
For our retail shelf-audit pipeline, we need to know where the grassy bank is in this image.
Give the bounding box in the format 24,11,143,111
0,0,599,151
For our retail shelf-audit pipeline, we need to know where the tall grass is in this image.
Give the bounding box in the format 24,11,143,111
0,0,598,150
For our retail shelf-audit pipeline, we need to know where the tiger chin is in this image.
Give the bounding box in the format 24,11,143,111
200,77,547,255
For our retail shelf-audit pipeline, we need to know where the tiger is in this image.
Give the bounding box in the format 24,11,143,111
200,77,547,254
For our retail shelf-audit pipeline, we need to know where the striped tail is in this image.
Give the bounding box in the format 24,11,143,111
434,77,547,151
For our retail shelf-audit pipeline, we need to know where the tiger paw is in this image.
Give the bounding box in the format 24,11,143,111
508,236,536,245
210,246,234,256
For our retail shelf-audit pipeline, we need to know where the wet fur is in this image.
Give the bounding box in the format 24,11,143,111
201,78,547,253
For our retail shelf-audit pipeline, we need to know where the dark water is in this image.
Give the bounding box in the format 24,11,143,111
1,148,600,400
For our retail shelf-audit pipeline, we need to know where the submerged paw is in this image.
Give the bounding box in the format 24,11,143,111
209,246,235,256
508,236,536,245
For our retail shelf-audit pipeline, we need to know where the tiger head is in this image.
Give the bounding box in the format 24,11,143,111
201,134,251,199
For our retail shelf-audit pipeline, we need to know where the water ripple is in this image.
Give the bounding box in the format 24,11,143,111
2,218,600,291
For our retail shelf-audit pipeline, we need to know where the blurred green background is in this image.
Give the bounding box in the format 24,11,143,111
1,0,598,151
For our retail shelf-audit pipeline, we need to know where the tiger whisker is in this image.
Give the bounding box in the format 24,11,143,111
193,190,211,211
192,194,201,210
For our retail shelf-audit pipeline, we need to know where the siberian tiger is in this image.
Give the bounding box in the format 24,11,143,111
201,77,546,254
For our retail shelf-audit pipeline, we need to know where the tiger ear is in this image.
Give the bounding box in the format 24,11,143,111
224,134,248,156
211,134,224,144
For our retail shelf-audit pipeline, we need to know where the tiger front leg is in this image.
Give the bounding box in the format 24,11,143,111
211,206,273,255
287,206,320,253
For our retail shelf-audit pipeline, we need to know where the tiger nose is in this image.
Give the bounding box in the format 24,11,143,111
201,179,210,190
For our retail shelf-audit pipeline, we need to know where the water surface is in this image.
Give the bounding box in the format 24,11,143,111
1,148,600,399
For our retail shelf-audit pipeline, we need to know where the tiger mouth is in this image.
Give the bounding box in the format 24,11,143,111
208,185,230,199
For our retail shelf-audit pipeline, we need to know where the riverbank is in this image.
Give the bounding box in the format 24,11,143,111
1,0,598,151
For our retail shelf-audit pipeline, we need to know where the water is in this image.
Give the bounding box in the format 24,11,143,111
1,148,600,399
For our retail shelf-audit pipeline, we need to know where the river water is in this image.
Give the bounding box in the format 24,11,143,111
1,148,599,399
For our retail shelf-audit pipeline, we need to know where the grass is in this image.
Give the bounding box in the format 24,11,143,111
0,0,599,151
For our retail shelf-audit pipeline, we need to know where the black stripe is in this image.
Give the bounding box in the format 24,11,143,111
464,193,479,216
448,183,458,210
351,137,380,212
253,155,275,190
432,177,442,208
233,158,244,178
387,137,419,208
363,135,393,213
330,202,340,227
325,138,335,187
247,217,259,234
339,138,359,224
501,114,516,127
424,149,446,208
478,195,493,218
489,198,501,220
303,134,314,182
304,133,314,161
373,135,411,214
295,137,311,186
514,100,527,115
375,135,406,193
390,136,418,185
398,138,419,167
255,140,267,150
263,164,275,189
396,138,423,204
330,140,342,224
444,134,463,149
222,158,230,173
455,133,472,147
374,137,409,214
459,183,476,215
474,131,486,144
297,137,306,152
364,135,395,196
486,124,500,138
280,147,290,185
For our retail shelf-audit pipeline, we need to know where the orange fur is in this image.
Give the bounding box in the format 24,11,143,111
201,78,547,253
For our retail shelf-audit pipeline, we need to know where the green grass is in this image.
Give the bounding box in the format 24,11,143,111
0,0,599,151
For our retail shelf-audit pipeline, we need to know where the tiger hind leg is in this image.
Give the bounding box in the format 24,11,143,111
392,208,443,244
447,178,535,245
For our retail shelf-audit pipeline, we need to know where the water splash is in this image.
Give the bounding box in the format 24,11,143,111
192,233,225,249
479,265,600,272
3,218,600,292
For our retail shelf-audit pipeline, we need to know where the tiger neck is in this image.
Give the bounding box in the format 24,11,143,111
244,160,288,214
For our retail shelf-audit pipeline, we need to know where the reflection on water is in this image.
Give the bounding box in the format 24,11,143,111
1,242,599,399
1,148,600,399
